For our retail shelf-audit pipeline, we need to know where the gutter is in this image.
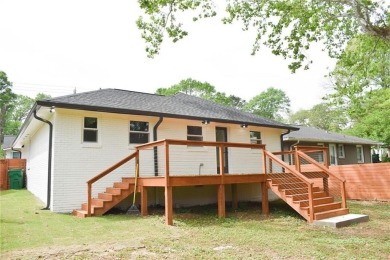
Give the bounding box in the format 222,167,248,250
33,110,53,210
280,130,291,162
153,117,164,176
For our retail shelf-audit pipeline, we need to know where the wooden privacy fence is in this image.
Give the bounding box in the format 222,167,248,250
0,159,26,190
330,163,390,201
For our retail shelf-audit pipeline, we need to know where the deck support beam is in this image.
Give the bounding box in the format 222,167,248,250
218,184,225,218
141,186,148,216
261,182,269,215
165,186,173,225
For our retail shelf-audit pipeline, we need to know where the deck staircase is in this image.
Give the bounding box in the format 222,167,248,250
267,173,349,221
73,179,136,218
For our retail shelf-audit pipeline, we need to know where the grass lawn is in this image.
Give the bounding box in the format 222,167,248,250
1,190,390,259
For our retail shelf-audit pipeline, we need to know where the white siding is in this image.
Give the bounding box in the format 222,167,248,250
51,110,159,212
23,122,50,206
23,108,286,212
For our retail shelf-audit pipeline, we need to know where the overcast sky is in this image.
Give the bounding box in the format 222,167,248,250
0,0,336,112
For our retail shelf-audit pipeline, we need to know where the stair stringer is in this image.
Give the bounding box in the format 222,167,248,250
73,182,136,218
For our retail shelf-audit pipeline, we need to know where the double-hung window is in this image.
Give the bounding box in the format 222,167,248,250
83,117,98,142
130,121,149,144
187,126,203,141
338,144,345,158
250,131,262,144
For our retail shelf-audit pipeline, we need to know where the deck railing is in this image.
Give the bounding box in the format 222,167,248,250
264,150,316,221
273,146,347,214
86,139,266,218
86,151,139,217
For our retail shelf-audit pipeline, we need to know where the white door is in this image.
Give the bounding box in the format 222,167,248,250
329,144,338,165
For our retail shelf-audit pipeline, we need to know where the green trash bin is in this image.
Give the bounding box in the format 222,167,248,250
8,169,23,189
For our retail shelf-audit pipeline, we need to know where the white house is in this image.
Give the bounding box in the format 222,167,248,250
12,89,298,213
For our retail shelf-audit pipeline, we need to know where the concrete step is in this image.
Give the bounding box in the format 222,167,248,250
313,214,369,228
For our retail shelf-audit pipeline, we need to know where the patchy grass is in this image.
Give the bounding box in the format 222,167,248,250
1,190,390,259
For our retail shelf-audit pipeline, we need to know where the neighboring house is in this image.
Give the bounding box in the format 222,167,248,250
12,89,298,213
2,135,21,159
282,126,382,165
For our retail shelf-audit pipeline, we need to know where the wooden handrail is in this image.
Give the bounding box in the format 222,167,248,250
87,150,139,216
135,139,166,150
264,150,313,185
296,151,347,209
296,151,346,183
272,151,294,156
164,139,266,149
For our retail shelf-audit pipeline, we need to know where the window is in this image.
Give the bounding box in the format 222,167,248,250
338,144,345,158
187,126,203,141
12,151,21,159
130,121,149,144
356,145,364,163
83,117,98,142
250,131,262,144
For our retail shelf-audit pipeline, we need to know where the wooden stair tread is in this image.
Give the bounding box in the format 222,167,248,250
314,208,349,220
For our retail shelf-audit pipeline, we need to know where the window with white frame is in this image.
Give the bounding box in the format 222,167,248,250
356,145,364,163
338,144,345,158
130,121,149,144
187,126,203,141
83,117,98,142
250,131,262,144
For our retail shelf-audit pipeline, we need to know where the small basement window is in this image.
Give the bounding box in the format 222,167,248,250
83,117,98,142
250,131,262,144
130,121,149,144
187,126,203,141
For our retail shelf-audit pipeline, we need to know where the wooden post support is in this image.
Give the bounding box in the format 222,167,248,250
218,184,225,218
323,177,329,195
164,141,173,225
308,184,314,223
261,181,269,215
218,145,226,218
341,181,347,208
141,186,148,216
165,186,173,225
231,184,238,210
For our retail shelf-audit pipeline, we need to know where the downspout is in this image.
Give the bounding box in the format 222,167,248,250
289,140,300,165
33,110,53,210
153,117,164,176
280,130,291,162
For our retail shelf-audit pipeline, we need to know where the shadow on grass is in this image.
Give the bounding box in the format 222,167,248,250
102,199,305,226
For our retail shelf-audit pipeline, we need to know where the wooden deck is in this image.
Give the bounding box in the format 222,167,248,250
73,142,349,225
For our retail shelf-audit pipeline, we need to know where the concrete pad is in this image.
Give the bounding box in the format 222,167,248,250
313,214,369,228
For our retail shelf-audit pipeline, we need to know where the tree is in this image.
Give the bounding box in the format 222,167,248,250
0,71,16,145
4,93,52,136
327,34,390,119
289,103,348,132
244,87,290,121
156,78,216,97
344,88,390,147
137,0,389,72
156,78,247,109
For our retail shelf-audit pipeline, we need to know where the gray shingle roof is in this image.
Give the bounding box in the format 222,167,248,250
37,88,296,130
284,125,381,145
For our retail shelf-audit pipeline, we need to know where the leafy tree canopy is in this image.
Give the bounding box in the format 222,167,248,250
327,34,390,119
4,93,52,136
244,87,290,121
288,103,348,132
156,78,247,109
343,88,390,147
137,0,390,72
0,71,17,144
